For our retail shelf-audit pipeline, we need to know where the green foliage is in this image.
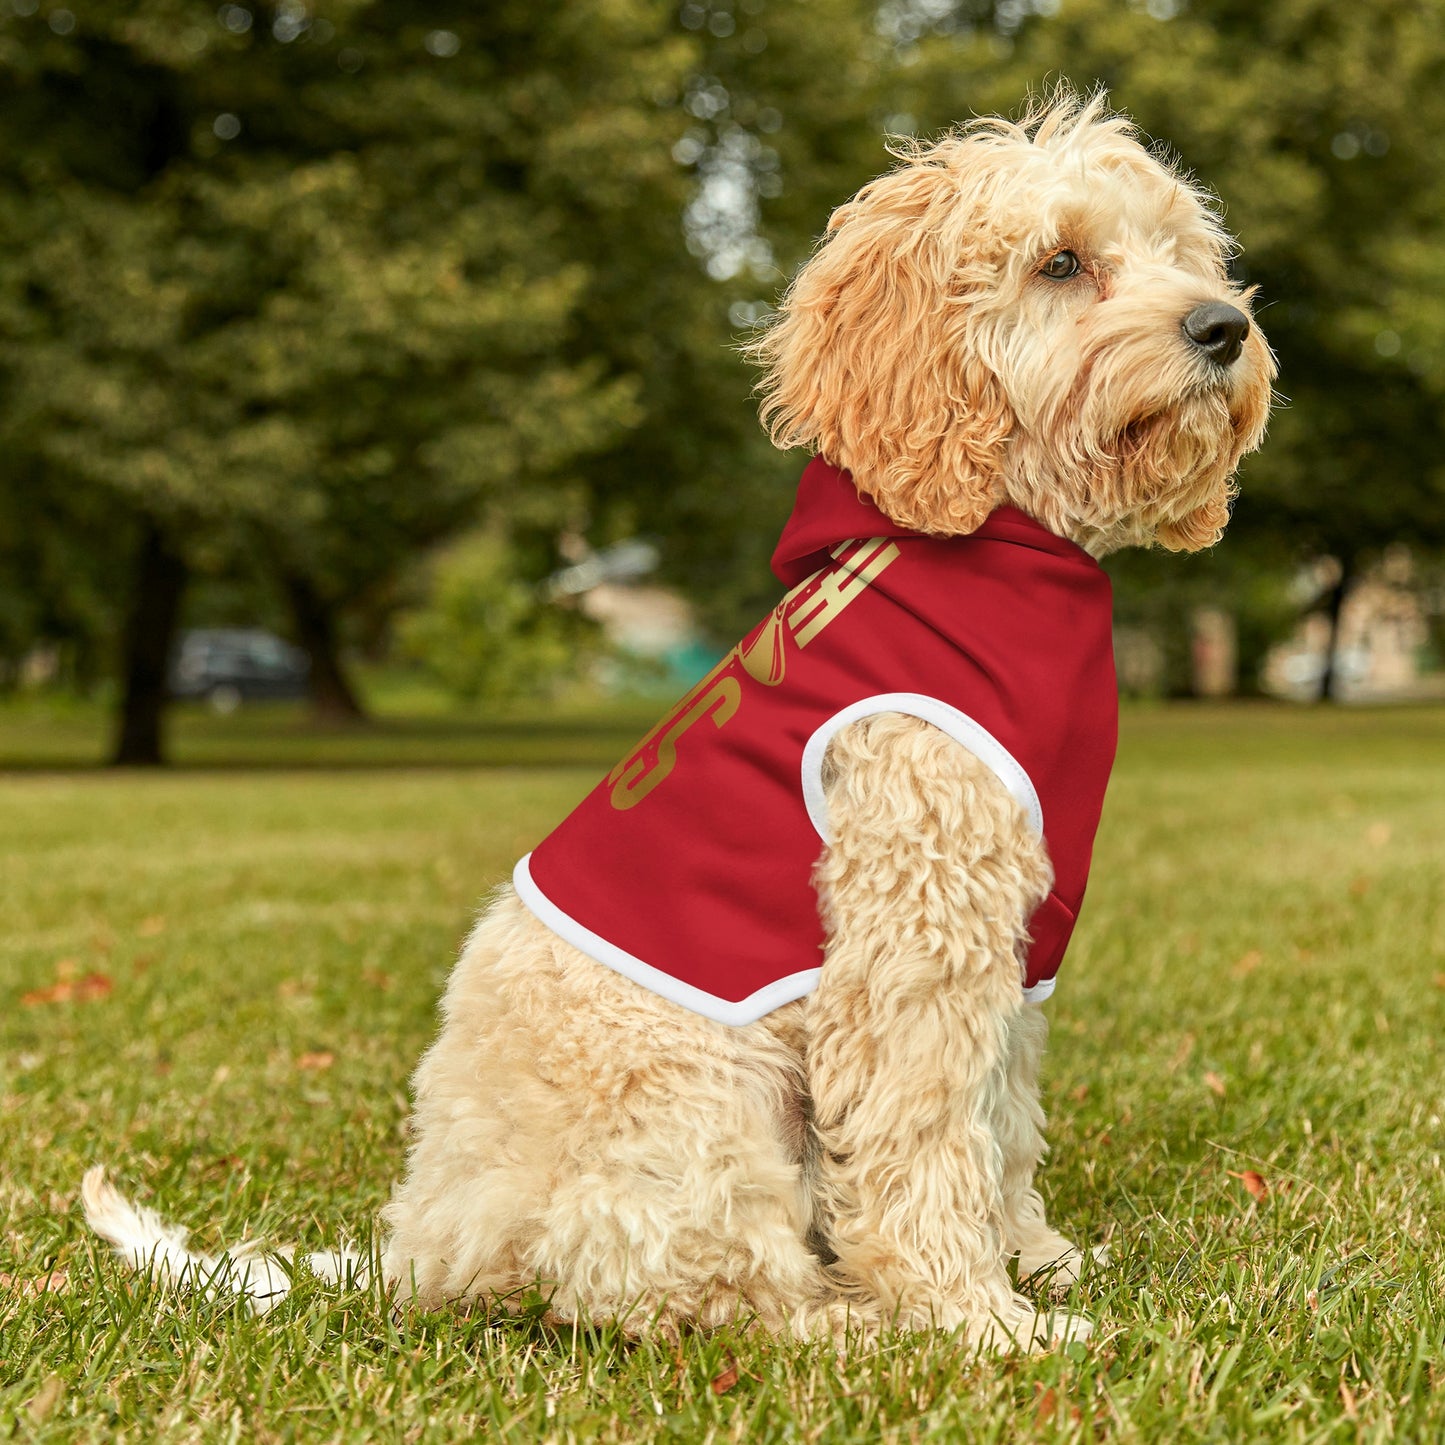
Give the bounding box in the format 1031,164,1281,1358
5,0,1445,699
547,0,886,640
397,532,596,704
0,461,134,690
0,2,684,613
0,0,700,716
0,0,889,680
1107,541,1302,695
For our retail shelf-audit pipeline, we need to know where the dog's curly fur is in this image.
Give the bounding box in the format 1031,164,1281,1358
86,90,1274,1351
751,99,1271,555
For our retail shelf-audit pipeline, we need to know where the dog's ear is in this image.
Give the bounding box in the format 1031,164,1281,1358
749,150,1012,535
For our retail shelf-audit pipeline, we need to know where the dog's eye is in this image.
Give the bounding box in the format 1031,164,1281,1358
1040,250,1081,280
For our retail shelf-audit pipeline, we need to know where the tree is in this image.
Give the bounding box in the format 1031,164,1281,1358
527,0,889,640
16,0,1440,740
0,1,695,759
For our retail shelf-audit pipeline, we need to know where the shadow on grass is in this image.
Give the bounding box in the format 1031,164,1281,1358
0,700,666,774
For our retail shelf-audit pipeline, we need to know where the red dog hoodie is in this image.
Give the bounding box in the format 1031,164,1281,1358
515,457,1118,1025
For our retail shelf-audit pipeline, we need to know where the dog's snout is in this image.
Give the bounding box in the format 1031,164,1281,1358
1182,302,1250,367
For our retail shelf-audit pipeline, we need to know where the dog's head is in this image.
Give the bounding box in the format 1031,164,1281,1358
751,89,1275,554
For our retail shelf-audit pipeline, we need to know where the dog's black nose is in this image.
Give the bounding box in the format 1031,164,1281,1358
1182,302,1250,367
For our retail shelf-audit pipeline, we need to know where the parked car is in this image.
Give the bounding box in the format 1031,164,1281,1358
169,629,310,712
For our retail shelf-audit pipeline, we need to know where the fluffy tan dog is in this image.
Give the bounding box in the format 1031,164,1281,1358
86,91,1273,1351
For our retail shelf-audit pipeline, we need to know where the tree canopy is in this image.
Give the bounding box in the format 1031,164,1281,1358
2,0,1443,747
0,1,705,752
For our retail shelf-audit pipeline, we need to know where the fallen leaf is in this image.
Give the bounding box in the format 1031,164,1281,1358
21,972,112,1007
296,1051,335,1072
1228,1169,1269,1201
1433,973,1445,990
1232,950,1263,977
1167,1033,1196,1072
711,1359,739,1395
21,982,70,1006
1034,1386,1058,1425
0,1268,69,1298
1070,1083,1089,1103
27,1374,64,1423
1204,1071,1227,1098
138,915,167,937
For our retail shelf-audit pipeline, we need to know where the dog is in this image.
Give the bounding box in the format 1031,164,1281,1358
85,89,1274,1351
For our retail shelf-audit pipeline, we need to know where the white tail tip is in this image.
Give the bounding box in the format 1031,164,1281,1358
81,1166,369,1315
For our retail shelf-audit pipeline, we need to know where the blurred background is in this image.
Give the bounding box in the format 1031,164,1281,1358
2,0,1444,767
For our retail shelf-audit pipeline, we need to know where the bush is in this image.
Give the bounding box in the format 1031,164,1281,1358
397,533,595,704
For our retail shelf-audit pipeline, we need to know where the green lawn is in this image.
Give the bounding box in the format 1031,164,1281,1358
2,702,1443,1442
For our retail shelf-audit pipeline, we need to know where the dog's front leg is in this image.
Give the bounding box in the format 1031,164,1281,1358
805,713,1088,1350
994,1003,1097,1289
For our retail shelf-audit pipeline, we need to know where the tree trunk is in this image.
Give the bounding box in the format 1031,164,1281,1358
1316,554,1355,703
283,572,367,724
111,521,187,766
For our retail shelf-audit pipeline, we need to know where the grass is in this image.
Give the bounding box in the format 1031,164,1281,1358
0,684,665,771
1,699,1443,1442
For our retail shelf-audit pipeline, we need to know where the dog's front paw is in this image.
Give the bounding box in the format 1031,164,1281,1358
1018,1239,1110,1294
970,1296,1093,1353
1032,1308,1093,1348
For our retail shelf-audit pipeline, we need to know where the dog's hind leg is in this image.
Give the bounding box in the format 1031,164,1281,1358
804,713,1091,1350
383,893,834,1339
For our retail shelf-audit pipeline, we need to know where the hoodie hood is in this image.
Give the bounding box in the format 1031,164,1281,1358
771,456,1100,588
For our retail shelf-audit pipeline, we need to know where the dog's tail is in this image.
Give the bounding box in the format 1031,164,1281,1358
81,1165,368,1315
